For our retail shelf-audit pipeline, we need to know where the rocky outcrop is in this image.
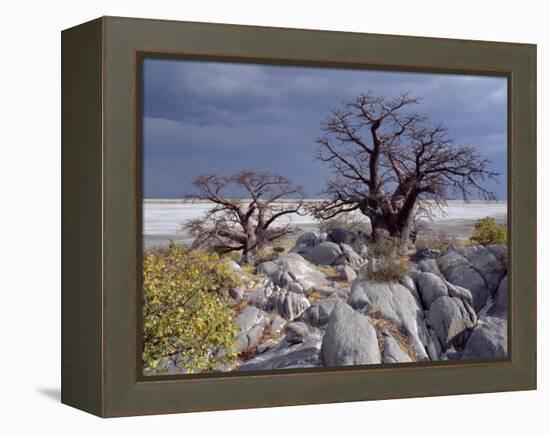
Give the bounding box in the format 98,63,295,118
438,250,490,313
454,245,506,293
462,314,507,359
235,306,270,352
268,289,311,321
304,241,343,265
349,280,430,360
285,321,310,344
415,272,449,308
322,303,381,366
427,296,476,349
488,275,507,317
234,232,507,371
258,253,327,293
239,330,323,371
302,295,343,328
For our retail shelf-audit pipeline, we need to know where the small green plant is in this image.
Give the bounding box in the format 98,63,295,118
142,245,241,374
469,217,507,245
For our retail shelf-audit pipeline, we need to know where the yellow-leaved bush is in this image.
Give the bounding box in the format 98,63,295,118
469,217,507,246
142,244,241,374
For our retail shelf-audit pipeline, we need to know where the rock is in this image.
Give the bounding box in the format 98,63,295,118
247,324,266,348
290,231,321,255
446,282,475,310
400,275,418,298
486,244,507,264
454,245,506,293
488,275,507,317
248,279,275,310
383,332,412,363
235,306,270,352
336,264,357,282
285,321,310,344
462,314,507,359
288,281,305,294
258,254,327,292
339,243,364,270
438,250,490,313
322,303,381,366
327,228,356,245
257,261,280,277
230,286,245,302
257,338,281,354
349,280,430,360
268,289,311,320
426,329,443,361
270,315,287,335
302,296,343,327
239,331,323,371
304,242,343,265
415,258,442,275
415,272,449,308
427,296,476,349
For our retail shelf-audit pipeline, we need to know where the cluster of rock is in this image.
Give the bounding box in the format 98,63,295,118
229,228,508,371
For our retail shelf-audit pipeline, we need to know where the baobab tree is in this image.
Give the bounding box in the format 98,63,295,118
312,91,498,246
184,170,305,257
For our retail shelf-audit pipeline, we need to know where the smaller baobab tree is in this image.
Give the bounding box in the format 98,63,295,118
312,91,499,247
183,170,305,258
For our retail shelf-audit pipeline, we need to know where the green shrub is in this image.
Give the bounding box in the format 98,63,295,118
142,245,241,374
365,257,410,283
469,217,507,245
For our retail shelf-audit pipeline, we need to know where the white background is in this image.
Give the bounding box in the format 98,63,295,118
0,0,546,431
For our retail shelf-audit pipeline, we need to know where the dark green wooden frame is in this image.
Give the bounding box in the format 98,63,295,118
61,16,537,417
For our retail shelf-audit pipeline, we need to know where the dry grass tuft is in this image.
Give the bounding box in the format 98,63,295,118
367,307,418,362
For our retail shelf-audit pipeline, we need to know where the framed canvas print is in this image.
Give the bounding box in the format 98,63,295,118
61,16,536,417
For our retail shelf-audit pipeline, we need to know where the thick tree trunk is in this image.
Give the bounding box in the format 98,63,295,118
370,212,413,251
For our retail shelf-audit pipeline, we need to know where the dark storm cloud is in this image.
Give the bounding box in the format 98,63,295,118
143,58,507,199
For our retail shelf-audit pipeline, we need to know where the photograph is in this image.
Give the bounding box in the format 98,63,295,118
140,58,508,376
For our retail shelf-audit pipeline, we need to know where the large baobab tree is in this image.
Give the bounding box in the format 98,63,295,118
312,91,498,246
184,170,305,257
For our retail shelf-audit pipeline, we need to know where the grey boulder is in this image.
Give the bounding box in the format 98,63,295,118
290,231,321,254
327,228,356,245
488,275,507,317
239,330,323,371
438,250,490,313
235,306,270,352
302,295,343,328
415,272,449,308
427,296,476,349
349,280,430,360
462,314,507,359
268,288,311,321
285,321,310,344
304,242,342,266
258,253,326,292
321,303,381,366
454,245,506,293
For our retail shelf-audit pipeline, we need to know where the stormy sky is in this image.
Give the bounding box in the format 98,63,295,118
142,58,507,200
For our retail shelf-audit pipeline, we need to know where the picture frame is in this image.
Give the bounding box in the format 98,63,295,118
61,16,536,417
